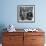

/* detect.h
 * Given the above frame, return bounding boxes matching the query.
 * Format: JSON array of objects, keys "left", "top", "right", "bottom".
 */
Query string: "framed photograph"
[{"left": 17, "top": 5, "right": 35, "bottom": 23}]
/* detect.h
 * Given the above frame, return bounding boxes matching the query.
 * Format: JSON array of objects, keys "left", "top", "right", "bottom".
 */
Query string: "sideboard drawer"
[
  {"left": 3, "top": 32, "right": 23, "bottom": 36},
  {"left": 24, "top": 32, "right": 45, "bottom": 36}
]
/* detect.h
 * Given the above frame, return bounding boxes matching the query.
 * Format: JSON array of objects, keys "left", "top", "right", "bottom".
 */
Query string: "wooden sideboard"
[{"left": 2, "top": 32, "right": 45, "bottom": 46}]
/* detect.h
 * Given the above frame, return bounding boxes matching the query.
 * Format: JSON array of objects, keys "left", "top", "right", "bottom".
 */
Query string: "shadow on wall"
[{"left": 0, "top": 24, "right": 7, "bottom": 43}]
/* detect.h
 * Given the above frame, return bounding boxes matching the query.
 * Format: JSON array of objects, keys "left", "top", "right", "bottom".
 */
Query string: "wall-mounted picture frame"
[{"left": 17, "top": 5, "right": 35, "bottom": 23}]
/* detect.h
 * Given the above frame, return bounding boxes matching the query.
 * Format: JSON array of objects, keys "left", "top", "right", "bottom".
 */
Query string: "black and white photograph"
[{"left": 17, "top": 5, "right": 35, "bottom": 23}]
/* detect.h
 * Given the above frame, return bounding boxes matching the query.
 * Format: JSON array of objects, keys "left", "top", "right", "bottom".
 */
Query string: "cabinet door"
[
  {"left": 3, "top": 33, "right": 23, "bottom": 46},
  {"left": 32, "top": 36, "right": 45, "bottom": 46},
  {"left": 3, "top": 36, "right": 23, "bottom": 46},
  {"left": 24, "top": 33, "right": 32, "bottom": 46},
  {"left": 14, "top": 36, "right": 23, "bottom": 46}
]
